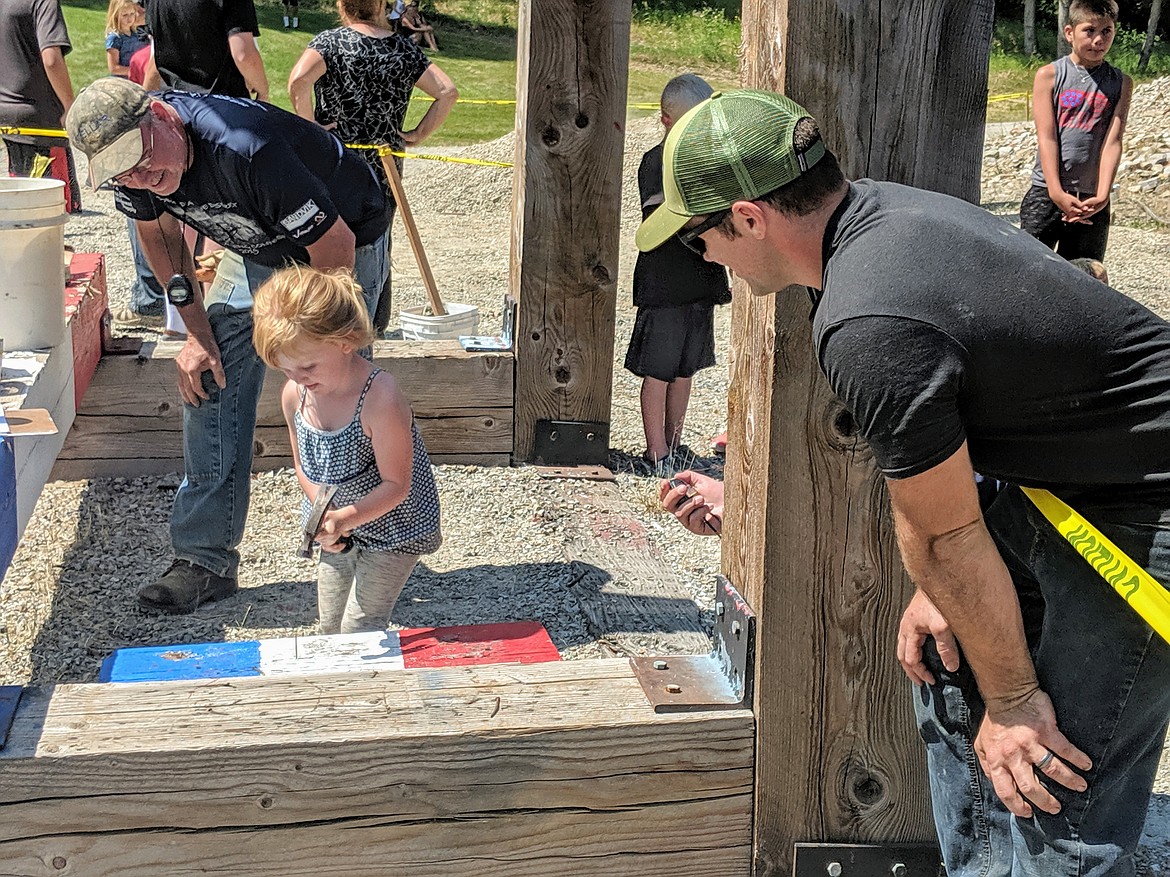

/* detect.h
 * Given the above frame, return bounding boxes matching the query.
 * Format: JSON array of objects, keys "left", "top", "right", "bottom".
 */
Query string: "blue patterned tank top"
[{"left": 295, "top": 368, "right": 442, "bottom": 554}]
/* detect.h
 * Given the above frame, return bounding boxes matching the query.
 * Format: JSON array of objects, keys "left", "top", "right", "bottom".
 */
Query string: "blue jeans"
[
  {"left": 170, "top": 235, "right": 390, "bottom": 577},
  {"left": 915, "top": 485, "right": 1170, "bottom": 876},
  {"left": 127, "top": 217, "right": 164, "bottom": 315}
]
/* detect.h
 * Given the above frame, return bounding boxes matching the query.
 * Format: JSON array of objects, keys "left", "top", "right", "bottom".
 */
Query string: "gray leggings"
[{"left": 316, "top": 547, "right": 420, "bottom": 635}]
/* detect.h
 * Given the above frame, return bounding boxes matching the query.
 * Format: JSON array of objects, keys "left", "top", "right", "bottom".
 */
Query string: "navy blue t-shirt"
[{"left": 114, "top": 92, "right": 389, "bottom": 267}]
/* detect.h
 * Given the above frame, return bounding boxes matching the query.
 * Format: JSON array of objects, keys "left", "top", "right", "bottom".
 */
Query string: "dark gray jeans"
[{"left": 915, "top": 484, "right": 1170, "bottom": 876}]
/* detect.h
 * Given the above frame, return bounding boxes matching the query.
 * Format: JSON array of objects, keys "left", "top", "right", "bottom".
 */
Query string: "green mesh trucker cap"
[
  {"left": 635, "top": 89, "right": 826, "bottom": 252},
  {"left": 65, "top": 78, "right": 153, "bottom": 188}
]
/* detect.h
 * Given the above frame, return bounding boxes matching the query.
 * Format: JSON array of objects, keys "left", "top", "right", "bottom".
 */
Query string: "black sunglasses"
[{"left": 677, "top": 209, "right": 731, "bottom": 255}]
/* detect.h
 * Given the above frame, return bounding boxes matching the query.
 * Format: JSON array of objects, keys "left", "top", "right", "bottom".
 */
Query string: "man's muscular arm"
[{"left": 887, "top": 442, "right": 1091, "bottom": 818}]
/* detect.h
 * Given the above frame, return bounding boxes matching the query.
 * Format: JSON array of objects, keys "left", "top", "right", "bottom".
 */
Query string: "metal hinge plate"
[
  {"left": 631, "top": 576, "right": 755, "bottom": 712},
  {"left": 793, "top": 843, "right": 943, "bottom": 877},
  {"left": 532, "top": 420, "right": 609, "bottom": 466}
]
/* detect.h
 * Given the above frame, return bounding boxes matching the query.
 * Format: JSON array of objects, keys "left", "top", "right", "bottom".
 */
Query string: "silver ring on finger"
[{"left": 1036, "top": 750, "right": 1055, "bottom": 771}]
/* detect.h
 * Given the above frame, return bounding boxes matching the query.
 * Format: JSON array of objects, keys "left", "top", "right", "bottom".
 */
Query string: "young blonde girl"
[
  {"left": 253, "top": 266, "right": 442, "bottom": 635},
  {"left": 105, "top": 0, "right": 149, "bottom": 78}
]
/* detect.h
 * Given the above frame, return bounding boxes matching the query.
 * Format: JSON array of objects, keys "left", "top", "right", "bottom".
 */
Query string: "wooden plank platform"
[
  {"left": 0, "top": 660, "right": 754, "bottom": 876},
  {"left": 53, "top": 340, "right": 515, "bottom": 478},
  {"left": 100, "top": 621, "right": 561, "bottom": 683}
]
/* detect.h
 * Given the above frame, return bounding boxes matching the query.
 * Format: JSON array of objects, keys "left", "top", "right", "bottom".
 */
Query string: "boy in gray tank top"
[{"left": 1019, "top": 0, "right": 1131, "bottom": 262}]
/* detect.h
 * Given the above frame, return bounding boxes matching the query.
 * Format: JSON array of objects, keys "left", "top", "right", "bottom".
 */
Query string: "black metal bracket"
[
  {"left": 631, "top": 575, "right": 755, "bottom": 713},
  {"left": 793, "top": 843, "right": 943, "bottom": 877},
  {"left": 0, "top": 685, "right": 22, "bottom": 750},
  {"left": 100, "top": 310, "right": 143, "bottom": 356},
  {"left": 532, "top": 420, "right": 609, "bottom": 466}
]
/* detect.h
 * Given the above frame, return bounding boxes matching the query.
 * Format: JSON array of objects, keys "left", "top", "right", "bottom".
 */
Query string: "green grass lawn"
[
  {"left": 57, "top": 2, "right": 1170, "bottom": 142},
  {"left": 59, "top": 0, "right": 739, "bottom": 147}
]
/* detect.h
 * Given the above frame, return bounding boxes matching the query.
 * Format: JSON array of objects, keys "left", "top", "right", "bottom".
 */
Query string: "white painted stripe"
[{"left": 258, "top": 630, "right": 405, "bottom": 676}]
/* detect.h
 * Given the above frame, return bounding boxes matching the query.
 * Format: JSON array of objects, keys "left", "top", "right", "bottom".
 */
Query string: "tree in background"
[
  {"left": 1024, "top": 0, "right": 1037, "bottom": 54},
  {"left": 1140, "top": 0, "right": 1164, "bottom": 70}
]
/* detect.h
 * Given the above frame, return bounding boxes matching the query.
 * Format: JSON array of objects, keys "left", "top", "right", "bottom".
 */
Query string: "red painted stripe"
[
  {"left": 399, "top": 622, "right": 561, "bottom": 668},
  {"left": 66, "top": 253, "right": 107, "bottom": 408}
]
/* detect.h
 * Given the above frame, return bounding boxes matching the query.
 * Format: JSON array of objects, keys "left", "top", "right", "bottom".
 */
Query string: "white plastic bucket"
[
  {"left": 0, "top": 178, "right": 68, "bottom": 350},
  {"left": 400, "top": 302, "right": 480, "bottom": 341}
]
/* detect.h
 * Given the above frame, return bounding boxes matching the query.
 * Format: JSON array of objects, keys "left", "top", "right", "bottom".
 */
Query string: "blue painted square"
[
  {"left": 0, "top": 437, "right": 16, "bottom": 584},
  {"left": 100, "top": 640, "right": 264, "bottom": 683}
]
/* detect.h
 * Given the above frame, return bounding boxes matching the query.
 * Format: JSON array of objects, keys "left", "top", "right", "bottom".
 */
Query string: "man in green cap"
[{"left": 649, "top": 88, "right": 1170, "bottom": 876}]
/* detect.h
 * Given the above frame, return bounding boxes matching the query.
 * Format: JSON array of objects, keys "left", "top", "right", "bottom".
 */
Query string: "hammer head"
[{"left": 298, "top": 483, "right": 339, "bottom": 559}]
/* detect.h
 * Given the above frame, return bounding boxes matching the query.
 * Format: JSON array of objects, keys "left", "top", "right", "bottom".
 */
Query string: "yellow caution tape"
[
  {"left": 347, "top": 143, "right": 512, "bottom": 168},
  {"left": 1022, "top": 486, "right": 1170, "bottom": 645},
  {"left": 988, "top": 91, "right": 1031, "bottom": 104},
  {"left": 0, "top": 125, "right": 68, "bottom": 138}
]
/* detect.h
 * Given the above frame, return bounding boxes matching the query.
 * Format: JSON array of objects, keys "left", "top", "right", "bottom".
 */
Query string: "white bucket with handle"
[
  {"left": 400, "top": 302, "right": 480, "bottom": 341},
  {"left": 0, "top": 178, "right": 68, "bottom": 350}
]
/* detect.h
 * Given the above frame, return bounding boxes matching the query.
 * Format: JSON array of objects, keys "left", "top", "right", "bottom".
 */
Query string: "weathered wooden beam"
[
  {"left": 509, "top": 0, "right": 629, "bottom": 462},
  {"left": 52, "top": 340, "right": 514, "bottom": 479},
  {"left": 729, "top": 2, "right": 996, "bottom": 873},
  {"left": 0, "top": 660, "right": 753, "bottom": 875}
]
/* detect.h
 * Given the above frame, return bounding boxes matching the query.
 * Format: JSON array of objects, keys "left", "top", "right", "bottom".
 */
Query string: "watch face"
[{"left": 166, "top": 274, "right": 194, "bottom": 307}]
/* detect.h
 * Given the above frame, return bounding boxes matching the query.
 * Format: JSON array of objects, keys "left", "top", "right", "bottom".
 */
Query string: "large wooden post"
[
  {"left": 727, "top": 2, "right": 996, "bottom": 873},
  {"left": 509, "top": 0, "right": 630, "bottom": 463}
]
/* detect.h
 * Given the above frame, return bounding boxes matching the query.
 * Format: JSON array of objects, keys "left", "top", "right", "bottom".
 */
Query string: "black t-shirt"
[
  {"left": 0, "top": 0, "right": 72, "bottom": 140},
  {"left": 632, "top": 142, "right": 729, "bottom": 308},
  {"left": 147, "top": 0, "right": 259, "bottom": 97},
  {"left": 114, "top": 92, "right": 389, "bottom": 267},
  {"left": 816, "top": 180, "right": 1170, "bottom": 501}
]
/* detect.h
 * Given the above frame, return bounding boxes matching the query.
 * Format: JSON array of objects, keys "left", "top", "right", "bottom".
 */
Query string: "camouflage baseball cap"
[
  {"left": 635, "top": 89, "right": 826, "bottom": 251},
  {"left": 65, "top": 78, "right": 153, "bottom": 188}
]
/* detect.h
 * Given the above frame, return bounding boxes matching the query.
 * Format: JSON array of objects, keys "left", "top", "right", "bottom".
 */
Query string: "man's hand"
[
  {"left": 975, "top": 688, "right": 1092, "bottom": 818},
  {"left": 175, "top": 335, "right": 226, "bottom": 406},
  {"left": 897, "top": 588, "right": 960, "bottom": 686},
  {"left": 659, "top": 471, "right": 723, "bottom": 536}
]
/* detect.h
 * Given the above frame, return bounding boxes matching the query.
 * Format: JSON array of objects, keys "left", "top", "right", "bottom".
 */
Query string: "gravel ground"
[{"left": 3, "top": 110, "right": 1170, "bottom": 868}]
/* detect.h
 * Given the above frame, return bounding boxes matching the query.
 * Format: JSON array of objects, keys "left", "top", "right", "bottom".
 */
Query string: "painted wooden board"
[
  {"left": 0, "top": 439, "right": 14, "bottom": 587},
  {"left": 0, "top": 341, "right": 75, "bottom": 538},
  {"left": 0, "top": 660, "right": 754, "bottom": 876},
  {"left": 101, "top": 621, "right": 561, "bottom": 683},
  {"left": 64, "top": 253, "right": 106, "bottom": 408}
]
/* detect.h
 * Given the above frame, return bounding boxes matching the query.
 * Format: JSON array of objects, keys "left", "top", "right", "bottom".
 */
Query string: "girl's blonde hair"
[
  {"left": 106, "top": 0, "right": 139, "bottom": 35},
  {"left": 252, "top": 265, "right": 376, "bottom": 367}
]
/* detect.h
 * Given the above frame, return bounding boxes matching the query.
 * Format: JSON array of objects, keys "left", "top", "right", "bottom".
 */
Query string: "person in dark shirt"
[
  {"left": 66, "top": 77, "right": 391, "bottom": 617},
  {"left": 0, "top": 0, "right": 80, "bottom": 212},
  {"left": 626, "top": 74, "right": 729, "bottom": 468},
  {"left": 144, "top": 0, "right": 268, "bottom": 100},
  {"left": 288, "top": 0, "right": 456, "bottom": 333},
  {"left": 643, "top": 89, "right": 1170, "bottom": 876}
]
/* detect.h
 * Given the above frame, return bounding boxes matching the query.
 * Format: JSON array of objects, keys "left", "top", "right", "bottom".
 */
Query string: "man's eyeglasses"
[
  {"left": 102, "top": 120, "right": 154, "bottom": 189},
  {"left": 676, "top": 209, "right": 731, "bottom": 256}
]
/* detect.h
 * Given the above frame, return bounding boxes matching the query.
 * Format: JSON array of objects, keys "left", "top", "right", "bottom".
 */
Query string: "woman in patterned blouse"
[{"left": 288, "top": 0, "right": 457, "bottom": 331}]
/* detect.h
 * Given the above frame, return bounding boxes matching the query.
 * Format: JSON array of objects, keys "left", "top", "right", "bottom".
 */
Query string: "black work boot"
[{"left": 138, "top": 560, "right": 238, "bottom": 615}]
